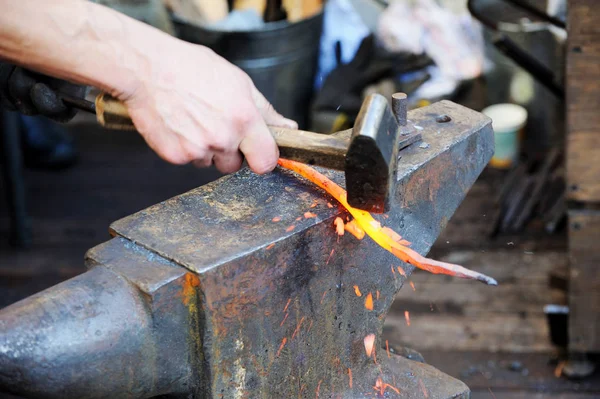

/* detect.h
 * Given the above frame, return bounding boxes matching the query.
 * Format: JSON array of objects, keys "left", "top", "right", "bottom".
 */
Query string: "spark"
[
  {"left": 304, "top": 212, "right": 317, "bottom": 219},
  {"left": 364, "top": 292, "right": 374, "bottom": 310},
  {"left": 364, "top": 334, "right": 375, "bottom": 357},
  {"left": 353, "top": 285, "right": 362, "bottom": 297},
  {"left": 292, "top": 317, "right": 306, "bottom": 339},
  {"left": 276, "top": 337, "right": 287, "bottom": 357},
  {"left": 404, "top": 311, "right": 411, "bottom": 326},
  {"left": 326, "top": 248, "right": 335, "bottom": 265},
  {"left": 385, "top": 340, "right": 390, "bottom": 358},
  {"left": 397, "top": 267, "right": 407, "bottom": 277},
  {"left": 391, "top": 265, "right": 396, "bottom": 275},
  {"left": 278, "top": 159, "right": 498, "bottom": 285},
  {"left": 555, "top": 360, "right": 566, "bottom": 378},
  {"left": 272, "top": 216, "right": 281, "bottom": 222},
  {"left": 320, "top": 290, "right": 328, "bottom": 304},
  {"left": 374, "top": 377, "right": 400, "bottom": 395},
  {"left": 419, "top": 378, "right": 429, "bottom": 398},
  {"left": 296, "top": 216, "right": 302, "bottom": 221},
  {"left": 334, "top": 217, "right": 345, "bottom": 236},
  {"left": 307, "top": 320, "right": 314, "bottom": 332},
  {"left": 286, "top": 225, "right": 295, "bottom": 232},
  {"left": 409, "top": 281, "right": 416, "bottom": 291},
  {"left": 316, "top": 379, "right": 322, "bottom": 397},
  {"left": 488, "top": 387, "right": 497, "bottom": 399},
  {"left": 348, "top": 368, "right": 353, "bottom": 388},
  {"left": 376, "top": 290, "right": 380, "bottom": 300},
  {"left": 280, "top": 312, "right": 289, "bottom": 327},
  {"left": 266, "top": 243, "right": 275, "bottom": 250},
  {"left": 310, "top": 201, "right": 318, "bottom": 208},
  {"left": 327, "top": 202, "right": 333, "bottom": 208},
  {"left": 283, "top": 298, "right": 292, "bottom": 312}
]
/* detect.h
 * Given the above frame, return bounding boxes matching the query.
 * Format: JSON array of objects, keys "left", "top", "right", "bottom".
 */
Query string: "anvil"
[{"left": 0, "top": 100, "right": 493, "bottom": 398}]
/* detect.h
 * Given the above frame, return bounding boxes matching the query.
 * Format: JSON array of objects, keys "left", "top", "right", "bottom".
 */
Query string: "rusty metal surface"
[{"left": 0, "top": 100, "right": 493, "bottom": 398}]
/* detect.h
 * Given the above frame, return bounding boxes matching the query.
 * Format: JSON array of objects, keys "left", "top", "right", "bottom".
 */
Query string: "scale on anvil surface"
[{"left": 0, "top": 98, "right": 494, "bottom": 398}]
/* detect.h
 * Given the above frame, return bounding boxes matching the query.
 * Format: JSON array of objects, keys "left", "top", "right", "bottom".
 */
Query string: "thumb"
[{"left": 251, "top": 85, "right": 298, "bottom": 129}]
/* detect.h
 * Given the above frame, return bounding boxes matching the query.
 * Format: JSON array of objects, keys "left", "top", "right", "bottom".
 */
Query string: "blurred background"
[{"left": 1, "top": 0, "right": 598, "bottom": 398}]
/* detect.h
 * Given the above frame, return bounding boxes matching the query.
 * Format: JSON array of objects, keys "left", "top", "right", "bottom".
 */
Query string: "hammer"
[{"left": 62, "top": 92, "right": 419, "bottom": 213}]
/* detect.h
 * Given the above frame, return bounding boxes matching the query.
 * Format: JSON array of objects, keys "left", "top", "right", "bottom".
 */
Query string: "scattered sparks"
[
  {"left": 327, "top": 202, "right": 334, "bottom": 208},
  {"left": 391, "top": 265, "right": 396, "bottom": 275},
  {"left": 374, "top": 377, "right": 400, "bottom": 395},
  {"left": 266, "top": 243, "right": 275, "bottom": 250},
  {"left": 326, "top": 248, "right": 335, "bottom": 265},
  {"left": 276, "top": 337, "right": 287, "bottom": 357},
  {"left": 272, "top": 216, "right": 281, "bottom": 222},
  {"left": 353, "top": 285, "right": 362, "bottom": 297},
  {"left": 404, "top": 311, "right": 411, "bottom": 326},
  {"left": 344, "top": 220, "right": 365, "bottom": 239},
  {"left": 409, "top": 281, "right": 416, "bottom": 291},
  {"left": 304, "top": 212, "right": 317, "bottom": 219},
  {"left": 316, "top": 379, "right": 322, "bottom": 398},
  {"left": 310, "top": 201, "right": 318, "bottom": 208},
  {"left": 363, "top": 334, "right": 375, "bottom": 357},
  {"left": 397, "top": 267, "right": 407, "bottom": 277},
  {"left": 348, "top": 368, "right": 353, "bottom": 388},
  {"left": 277, "top": 159, "right": 498, "bottom": 285},
  {"left": 385, "top": 340, "right": 390, "bottom": 358},
  {"left": 555, "top": 360, "right": 566, "bottom": 378},
  {"left": 296, "top": 216, "right": 302, "bottom": 221},
  {"left": 292, "top": 316, "right": 305, "bottom": 339},
  {"left": 280, "top": 312, "right": 289, "bottom": 327},
  {"left": 283, "top": 298, "right": 292, "bottom": 312},
  {"left": 286, "top": 225, "right": 295, "bottom": 232},
  {"left": 364, "top": 293, "right": 374, "bottom": 311},
  {"left": 418, "top": 378, "right": 429, "bottom": 398},
  {"left": 334, "top": 217, "right": 345, "bottom": 236}
]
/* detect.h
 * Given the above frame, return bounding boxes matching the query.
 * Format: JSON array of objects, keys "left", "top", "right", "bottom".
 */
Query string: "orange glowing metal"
[
  {"left": 374, "top": 377, "right": 400, "bottom": 395},
  {"left": 385, "top": 340, "right": 390, "bottom": 358},
  {"left": 363, "top": 333, "right": 375, "bottom": 357},
  {"left": 276, "top": 337, "right": 287, "bottom": 357},
  {"left": 353, "top": 285, "right": 362, "bottom": 297},
  {"left": 364, "top": 293, "right": 374, "bottom": 311},
  {"left": 272, "top": 216, "right": 281, "bottom": 222},
  {"left": 277, "top": 159, "right": 497, "bottom": 285},
  {"left": 404, "top": 311, "right": 411, "bottom": 326},
  {"left": 348, "top": 368, "right": 353, "bottom": 388},
  {"left": 304, "top": 211, "right": 317, "bottom": 219},
  {"left": 334, "top": 217, "right": 345, "bottom": 236},
  {"left": 344, "top": 220, "right": 365, "bottom": 239}
]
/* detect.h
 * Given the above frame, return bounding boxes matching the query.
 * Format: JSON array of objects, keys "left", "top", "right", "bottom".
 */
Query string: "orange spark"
[
  {"left": 292, "top": 316, "right": 305, "bottom": 339},
  {"left": 266, "top": 243, "right": 275, "bottom": 250},
  {"left": 327, "top": 202, "right": 334, "bottom": 208},
  {"left": 397, "top": 267, "right": 407, "bottom": 277},
  {"left": 391, "top": 265, "right": 396, "bottom": 275},
  {"left": 364, "top": 334, "right": 375, "bottom": 357},
  {"left": 419, "top": 379, "right": 429, "bottom": 398},
  {"left": 316, "top": 379, "right": 322, "bottom": 398},
  {"left": 353, "top": 285, "right": 362, "bottom": 297},
  {"left": 376, "top": 290, "right": 380, "bottom": 300},
  {"left": 272, "top": 216, "right": 281, "bottom": 222},
  {"left": 326, "top": 248, "right": 335, "bottom": 264},
  {"left": 307, "top": 320, "right": 314, "bottom": 332},
  {"left": 280, "top": 312, "right": 289, "bottom": 327},
  {"left": 344, "top": 220, "right": 365, "bottom": 239},
  {"left": 310, "top": 201, "right": 318, "bottom": 208},
  {"left": 385, "top": 340, "right": 390, "bottom": 358},
  {"left": 334, "top": 217, "right": 345, "bottom": 236},
  {"left": 320, "top": 290, "right": 328, "bottom": 304},
  {"left": 374, "top": 377, "right": 400, "bottom": 395},
  {"left": 277, "top": 159, "right": 497, "bottom": 285},
  {"left": 409, "top": 281, "right": 416, "bottom": 291},
  {"left": 348, "top": 368, "right": 353, "bottom": 388},
  {"left": 304, "top": 212, "right": 317, "bottom": 219},
  {"left": 555, "top": 360, "right": 566, "bottom": 378},
  {"left": 296, "top": 216, "right": 302, "bottom": 221},
  {"left": 364, "top": 292, "right": 374, "bottom": 311},
  {"left": 404, "top": 311, "right": 411, "bottom": 326},
  {"left": 276, "top": 337, "right": 287, "bottom": 357},
  {"left": 283, "top": 298, "right": 292, "bottom": 312},
  {"left": 286, "top": 225, "right": 295, "bottom": 232}
]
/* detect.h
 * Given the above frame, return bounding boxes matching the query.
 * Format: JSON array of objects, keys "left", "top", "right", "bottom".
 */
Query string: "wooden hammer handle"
[{"left": 94, "top": 93, "right": 348, "bottom": 170}]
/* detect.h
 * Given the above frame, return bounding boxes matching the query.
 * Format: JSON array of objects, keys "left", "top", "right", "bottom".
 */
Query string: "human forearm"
[{"left": 0, "top": 0, "right": 170, "bottom": 99}]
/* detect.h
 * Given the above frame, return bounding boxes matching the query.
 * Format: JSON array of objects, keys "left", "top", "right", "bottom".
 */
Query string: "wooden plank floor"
[{"left": 1, "top": 121, "right": 597, "bottom": 398}]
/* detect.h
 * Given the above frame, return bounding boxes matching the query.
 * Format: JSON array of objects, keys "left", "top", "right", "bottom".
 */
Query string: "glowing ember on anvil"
[{"left": 278, "top": 159, "right": 498, "bottom": 285}]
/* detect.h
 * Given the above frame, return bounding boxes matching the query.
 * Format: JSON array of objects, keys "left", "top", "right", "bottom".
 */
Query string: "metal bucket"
[{"left": 172, "top": 13, "right": 324, "bottom": 128}]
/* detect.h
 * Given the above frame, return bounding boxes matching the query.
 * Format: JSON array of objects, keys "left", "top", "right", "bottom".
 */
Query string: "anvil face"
[{"left": 0, "top": 101, "right": 493, "bottom": 399}]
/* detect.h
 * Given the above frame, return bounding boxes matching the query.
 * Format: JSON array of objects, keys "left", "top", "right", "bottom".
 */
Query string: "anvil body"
[{"left": 0, "top": 101, "right": 493, "bottom": 398}]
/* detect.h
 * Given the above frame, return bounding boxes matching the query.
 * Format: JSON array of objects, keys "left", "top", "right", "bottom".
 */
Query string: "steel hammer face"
[{"left": 345, "top": 94, "right": 402, "bottom": 213}]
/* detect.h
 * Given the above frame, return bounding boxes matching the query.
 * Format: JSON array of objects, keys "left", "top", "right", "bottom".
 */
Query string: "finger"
[
  {"left": 193, "top": 154, "right": 214, "bottom": 169},
  {"left": 213, "top": 151, "right": 244, "bottom": 174},
  {"left": 251, "top": 85, "right": 298, "bottom": 129},
  {"left": 239, "top": 114, "right": 279, "bottom": 175}
]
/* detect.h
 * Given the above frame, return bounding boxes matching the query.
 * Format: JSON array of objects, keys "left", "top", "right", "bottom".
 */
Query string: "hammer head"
[{"left": 345, "top": 93, "right": 401, "bottom": 213}]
